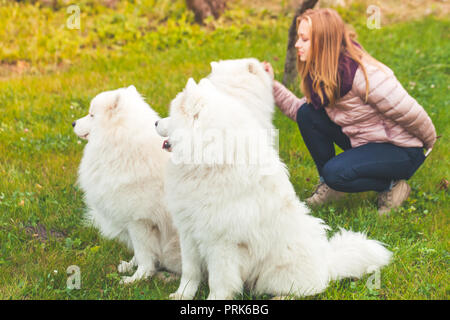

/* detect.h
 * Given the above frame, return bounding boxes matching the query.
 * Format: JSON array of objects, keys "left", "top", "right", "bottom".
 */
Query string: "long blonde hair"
[{"left": 297, "top": 8, "right": 375, "bottom": 106}]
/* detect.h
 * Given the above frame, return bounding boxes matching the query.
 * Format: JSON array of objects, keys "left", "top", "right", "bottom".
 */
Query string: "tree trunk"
[
  {"left": 186, "top": 0, "right": 227, "bottom": 24},
  {"left": 282, "top": 0, "right": 319, "bottom": 86}
]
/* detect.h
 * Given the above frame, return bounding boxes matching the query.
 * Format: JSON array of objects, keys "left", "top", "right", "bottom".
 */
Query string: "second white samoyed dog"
[
  {"left": 207, "top": 58, "right": 275, "bottom": 131},
  {"left": 156, "top": 59, "right": 392, "bottom": 300},
  {"left": 73, "top": 86, "right": 181, "bottom": 284}
]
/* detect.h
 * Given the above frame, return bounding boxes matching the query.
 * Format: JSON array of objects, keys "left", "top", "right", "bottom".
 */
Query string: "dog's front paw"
[
  {"left": 118, "top": 260, "right": 134, "bottom": 273},
  {"left": 169, "top": 292, "right": 191, "bottom": 300},
  {"left": 120, "top": 276, "right": 136, "bottom": 285},
  {"left": 207, "top": 291, "right": 233, "bottom": 300},
  {"left": 119, "top": 266, "right": 155, "bottom": 285},
  {"left": 271, "top": 295, "right": 295, "bottom": 300}
]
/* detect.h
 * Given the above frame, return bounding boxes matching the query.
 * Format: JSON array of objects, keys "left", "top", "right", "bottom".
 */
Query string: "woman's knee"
[{"left": 322, "top": 160, "right": 346, "bottom": 190}]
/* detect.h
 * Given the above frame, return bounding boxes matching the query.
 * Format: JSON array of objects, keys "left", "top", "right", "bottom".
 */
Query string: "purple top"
[{"left": 306, "top": 41, "right": 361, "bottom": 109}]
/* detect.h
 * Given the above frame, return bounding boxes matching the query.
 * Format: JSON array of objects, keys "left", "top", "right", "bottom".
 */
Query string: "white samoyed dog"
[
  {"left": 207, "top": 58, "right": 275, "bottom": 131},
  {"left": 156, "top": 59, "right": 392, "bottom": 300},
  {"left": 73, "top": 85, "right": 181, "bottom": 284}
]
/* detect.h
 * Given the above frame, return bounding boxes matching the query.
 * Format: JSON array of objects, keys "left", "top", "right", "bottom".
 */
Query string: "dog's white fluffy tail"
[{"left": 327, "top": 228, "right": 392, "bottom": 281}]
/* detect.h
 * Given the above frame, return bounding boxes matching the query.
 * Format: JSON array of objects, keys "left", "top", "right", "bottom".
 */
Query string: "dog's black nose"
[
  {"left": 72, "top": 121, "right": 76, "bottom": 128},
  {"left": 155, "top": 120, "right": 158, "bottom": 127}
]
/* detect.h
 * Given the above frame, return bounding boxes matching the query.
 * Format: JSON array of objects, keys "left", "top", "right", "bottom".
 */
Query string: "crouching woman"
[{"left": 263, "top": 8, "right": 437, "bottom": 215}]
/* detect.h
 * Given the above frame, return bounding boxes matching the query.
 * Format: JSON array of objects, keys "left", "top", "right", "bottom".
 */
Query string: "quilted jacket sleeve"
[
  {"left": 354, "top": 63, "right": 437, "bottom": 150},
  {"left": 273, "top": 80, "right": 307, "bottom": 121}
]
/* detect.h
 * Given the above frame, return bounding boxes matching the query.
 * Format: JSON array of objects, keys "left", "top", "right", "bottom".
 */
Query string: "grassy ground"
[{"left": 0, "top": 0, "right": 448, "bottom": 299}]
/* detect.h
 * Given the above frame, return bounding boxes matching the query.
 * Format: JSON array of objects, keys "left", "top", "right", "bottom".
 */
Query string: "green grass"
[{"left": 0, "top": 1, "right": 448, "bottom": 300}]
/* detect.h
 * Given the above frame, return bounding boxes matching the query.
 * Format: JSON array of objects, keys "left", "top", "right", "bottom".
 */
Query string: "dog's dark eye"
[{"left": 90, "top": 114, "right": 94, "bottom": 118}]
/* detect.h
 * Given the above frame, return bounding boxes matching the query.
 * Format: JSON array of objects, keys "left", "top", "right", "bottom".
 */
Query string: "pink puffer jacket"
[{"left": 273, "top": 60, "right": 437, "bottom": 150}]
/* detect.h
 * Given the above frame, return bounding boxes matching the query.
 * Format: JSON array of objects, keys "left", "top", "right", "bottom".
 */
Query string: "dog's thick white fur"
[
  {"left": 74, "top": 86, "right": 181, "bottom": 284},
  {"left": 156, "top": 59, "right": 392, "bottom": 300},
  {"left": 207, "top": 59, "right": 275, "bottom": 131}
]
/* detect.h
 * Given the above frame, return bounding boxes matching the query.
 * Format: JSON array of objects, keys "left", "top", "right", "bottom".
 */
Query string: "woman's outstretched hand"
[{"left": 262, "top": 61, "right": 274, "bottom": 80}]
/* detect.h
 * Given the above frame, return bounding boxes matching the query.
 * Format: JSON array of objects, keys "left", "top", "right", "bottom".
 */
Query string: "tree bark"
[
  {"left": 186, "top": 0, "right": 227, "bottom": 24},
  {"left": 282, "top": 0, "right": 319, "bottom": 86}
]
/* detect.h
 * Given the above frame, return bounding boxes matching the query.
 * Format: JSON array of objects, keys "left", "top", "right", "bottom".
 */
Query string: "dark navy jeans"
[{"left": 296, "top": 103, "right": 426, "bottom": 193}]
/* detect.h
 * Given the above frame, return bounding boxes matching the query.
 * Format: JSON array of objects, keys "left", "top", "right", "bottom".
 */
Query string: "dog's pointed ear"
[
  {"left": 183, "top": 78, "right": 205, "bottom": 120},
  {"left": 108, "top": 93, "right": 121, "bottom": 112},
  {"left": 186, "top": 77, "right": 197, "bottom": 91},
  {"left": 210, "top": 61, "right": 219, "bottom": 72},
  {"left": 248, "top": 60, "right": 258, "bottom": 75},
  {"left": 127, "top": 85, "right": 137, "bottom": 92}
]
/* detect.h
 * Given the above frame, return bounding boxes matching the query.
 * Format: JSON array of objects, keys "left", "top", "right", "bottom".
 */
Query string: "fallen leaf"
[{"left": 438, "top": 178, "right": 448, "bottom": 191}]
